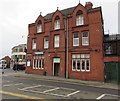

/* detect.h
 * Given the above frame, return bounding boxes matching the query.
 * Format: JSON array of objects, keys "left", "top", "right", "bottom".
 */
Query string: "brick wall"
[{"left": 26, "top": 2, "right": 104, "bottom": 81}]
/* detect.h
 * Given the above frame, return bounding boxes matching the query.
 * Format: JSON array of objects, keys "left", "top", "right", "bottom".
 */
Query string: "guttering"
[{"left": 65, "top": 16, "right": 69, "bottom": 78}]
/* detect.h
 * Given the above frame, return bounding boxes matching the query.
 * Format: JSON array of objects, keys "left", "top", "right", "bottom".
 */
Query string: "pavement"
[
  {"left": 2, "top": 69, "right": 119, "bottom": 90},
  {"left": 1, "top": 69, "right": 120, "bottom": 100}
]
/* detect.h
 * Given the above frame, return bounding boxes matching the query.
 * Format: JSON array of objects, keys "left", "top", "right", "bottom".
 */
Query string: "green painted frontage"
[{"left": 105, "top": 62, "right": 120, "bottom": 83}]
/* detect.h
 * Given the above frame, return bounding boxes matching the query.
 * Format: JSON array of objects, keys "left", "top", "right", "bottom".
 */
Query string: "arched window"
[
  {"left": 54, "top": 16, "right": 60, "bottom": 30},
  {"left": 76, "top": 10, "right": 84, "bottom": 26},
  {"left": 37, "top": 21, "right": 42, "bottom": 33}
]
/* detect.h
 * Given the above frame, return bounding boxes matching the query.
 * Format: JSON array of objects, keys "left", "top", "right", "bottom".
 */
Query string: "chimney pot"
[{"left": 85, "top": 2, "right": 93, "bottom": 9}]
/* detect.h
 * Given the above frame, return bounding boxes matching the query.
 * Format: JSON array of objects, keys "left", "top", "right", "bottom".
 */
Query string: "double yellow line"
[{"left": 0, "top": 91, "right": 43, "bottom": 100}]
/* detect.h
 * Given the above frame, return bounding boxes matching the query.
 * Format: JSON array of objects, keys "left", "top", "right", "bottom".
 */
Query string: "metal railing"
[{"left": 104, "top": 34, "right": 120, "bottom": 41}]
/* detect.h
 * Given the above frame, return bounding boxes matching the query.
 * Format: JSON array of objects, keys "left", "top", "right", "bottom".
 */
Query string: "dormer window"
[
  {"left": 54, "top": 16, "right": 60, "bottom": 30},
  {"left": 76, "top": 10, "right": 84, "bottom": 26},
  {"left": 37, "top": 21, "right": 42, "bottom": 33}
]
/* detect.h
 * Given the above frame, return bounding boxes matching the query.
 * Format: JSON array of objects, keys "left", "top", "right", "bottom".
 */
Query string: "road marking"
[
  {"left": 43, "top": 87, "right": 59, "bottom": 93},
  {"left": 19, "top": 88, "right": 67, "bottom": 97},
  {"left": 96, "top": 94, "right": 120, "bottom": 99},
  {"left": 2, "top": 72, "right": 24, "bottom": 77},
  {"left": 96, "top": 94, "right": 106, "bottom": 99},
  {"left": 13, "top": 76, "right": 120, "bottom": 90},
  {"left": 2, "top": 80, "right": 11, "bottom": 83},
  {"left": 19, "top": 84, "right": 80, "bottom": 98},
  {"left": 2, "top": 80, "right": 12, "bottom": 83},
  {"left": 0, "top": 90, "right": 43, "bottom": 99},
  {"left": 60, "top": 87, "right": 75, "bottom": 90},
  {"left": 3, "top": 83, "right": 23, "bottom": 87},
  {"left": 106, "top": 94, "right": 120, "bottom": 97},
  {"left": 37, "top": 78, "right": 119, "bottom": 90},
  {"left": 19, "top": 85, "right": 42, "bottom": 90},
  {"left": 66, "top": 90, "right": 80, "bottom": 97}
]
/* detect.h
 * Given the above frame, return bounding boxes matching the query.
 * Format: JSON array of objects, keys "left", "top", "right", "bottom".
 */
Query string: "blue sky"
[{"left": 0, "top": 0, "right": 119, "bottom": 58}]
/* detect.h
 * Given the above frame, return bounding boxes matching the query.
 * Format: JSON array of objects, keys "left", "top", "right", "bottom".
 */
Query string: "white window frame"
[
  {"left": 72, "top": 54, "right": 81, "bottom": 71},
  {"left": 33, "top": 59, "right": 35, "bottom": 69},
  {"left": 32, "top": 39, "right": 36, "bottom": 49},
  {"left": 54, "top": 35, "right": 60, "bottom": 48},
  {"left": 82, "top": 31, "right": 89, "bottom": 46},
  {"left": 76, "top": 15, "right": 84, "bottom": 26},
  {"left": 37, "top": 23, "right": 42, "bottom": 33},
  {"left": 72, "top": 59, "right": 77, "bottom": 71},
  {"left": 73, "top": 33, "right": 79, "bottom": 46},
  {"left": 36, "top": 59, "right": 39, "bottom": 69},
  {"left": 81, "top": 59, "right": 85, "bottom": 71},
  {"left": 41, "top": 59, "right": 44, "bottom": 69},
  {"left": 86, "top": 59, "right": 90, "bottom": 72},
  {"left": 54, "top": 19, "right": 60, "bottom": 30},
  {"left": 33, "top": 59, "right": 37, "bottom": 69},
  {"left": 72, "top": 54, "right": 90, "bottom": 72},
  {"left": 39, "top": 59, "right": 41, "bottom": 69},
  {"left": 33, "top": 55, "right": 44, "bottom": 69},
  {"left": 44, "top": 37, "right": 49, "bottom": 49},
  {"left": 76, "top": 59, "right": 80, "bottom": 71},
  {"left": 72, "top": 59, "right": 81, "bottom": 71}
]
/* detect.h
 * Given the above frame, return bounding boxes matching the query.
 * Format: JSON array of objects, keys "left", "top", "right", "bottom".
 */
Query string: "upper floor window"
[
  {"left": 20, "top": 48, "right": 23, "bottom": 52},
  {"left": 15, "top": 48, "right": 18, "bottom": 52},
  {"left": 37, "top": 21, "right": 42, "bottom": 33},
  {"left": 15, "top": 48, "right": 19, "bottom": 52},
  {"left": 54, "top": 35, "right": 60, "bottom": 48},
  {"left": 76, "top": 10, "right": 84, "bottom": 26},
  {"left": 73, "top": 33, "right": 79, "bottom": 46},
  {"left": 32, "top": 39, "right": 36, "bottom": 49},
  {"left": 82, "top": 31, "right": 89, "bottom": 46},
  {"left": 105, "top": 45, "right": 112, "bottom": 54},
  {"left": 54, "top": 16, "right": 60, "bottom": 30},
  {"left": 44, "top": 37, "right": 49, "bottom": 49}
]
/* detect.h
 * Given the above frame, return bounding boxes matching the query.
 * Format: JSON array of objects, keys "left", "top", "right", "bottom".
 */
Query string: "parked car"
[
  {"left": 0, "top": 60, "right": 7, "bottom": 69},
  {"left": 13, "top": 64, "right": 25, "bottom": 71}
]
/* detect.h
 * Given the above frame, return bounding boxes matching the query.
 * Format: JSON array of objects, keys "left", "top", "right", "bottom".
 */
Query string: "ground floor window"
[
  {"left": 33, "top": 55, "right": 44, "bottom": 69},
  {"left": 72, "top": 54, "right": 90, "bottom": 71}
]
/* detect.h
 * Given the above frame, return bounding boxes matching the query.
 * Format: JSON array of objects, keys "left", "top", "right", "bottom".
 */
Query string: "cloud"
[{"left": 0, "top": 0, "right": 119, "bottom": 58}]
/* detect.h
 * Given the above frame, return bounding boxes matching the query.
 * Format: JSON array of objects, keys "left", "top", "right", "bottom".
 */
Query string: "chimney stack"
[{"left": 85, "top": 2, "right": 93, "bottom": 9}]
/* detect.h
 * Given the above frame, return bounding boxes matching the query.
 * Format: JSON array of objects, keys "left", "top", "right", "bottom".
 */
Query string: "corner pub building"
[{"left": 26, "top": 2, "right": 104, "bottom": 81}]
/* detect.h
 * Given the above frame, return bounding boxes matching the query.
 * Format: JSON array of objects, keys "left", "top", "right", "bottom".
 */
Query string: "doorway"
[
  {"left": 53, "top": 58, "right": 60, "bottom": 76},
  {"left": 54, "top": 63, "right": 60, "bottom": 76}
]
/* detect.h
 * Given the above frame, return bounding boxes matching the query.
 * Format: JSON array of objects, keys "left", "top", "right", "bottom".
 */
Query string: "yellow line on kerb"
[
  {"left": 0, "top": 91, "right": 43, "bottom": 100},
  {"left": 37, "top": 78, "right": 120, "bottom": 90},
  {"left": 14, "top": 76, "right": 120, "bottom": 90}
]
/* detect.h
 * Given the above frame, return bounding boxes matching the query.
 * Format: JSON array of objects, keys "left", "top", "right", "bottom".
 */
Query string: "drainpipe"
[{"left": 65, "top": 16, "right": 69, "bottom": 78}]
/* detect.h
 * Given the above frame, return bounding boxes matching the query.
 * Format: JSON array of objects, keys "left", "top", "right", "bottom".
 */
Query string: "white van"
[{"left": 0, "top": 60, "right": 7, "bottom": 69}]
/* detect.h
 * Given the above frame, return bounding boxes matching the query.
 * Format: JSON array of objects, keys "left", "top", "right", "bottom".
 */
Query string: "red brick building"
[
  {"left": 26, "top": 2, "right": 104, "bottom": 81},
  {"left": 1, "top": 56, "right": 11, "bottom": 68}
]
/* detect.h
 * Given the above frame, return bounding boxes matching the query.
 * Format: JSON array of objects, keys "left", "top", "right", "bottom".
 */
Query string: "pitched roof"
[{"left": 44, "top": 6, "right": 76, "bottom": 20}]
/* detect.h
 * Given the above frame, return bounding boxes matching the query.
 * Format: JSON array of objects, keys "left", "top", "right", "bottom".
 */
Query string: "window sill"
[
  {"left": 36, "top": 32, "right": 44, "bottom": 34},
  {"left": 50, "top": 28, "right": 64, "bottom": 32},
  {"left": 44, "top": 48, "right": 49, "bottom": 50},
  {"left": 54, "top": 47, "right": 60, "bottom": 49},
  {"left": 72, "top": 70, "right": 90, "bottom": 72},
  {"left": 82, "top": 45, "right": 89, "bottom": 47},
  {"left": 72, "top": 24, "right": 89, "bottom": 28},
  {"left": 73, "top": 45, "right": 79, "bottom": 47}
]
